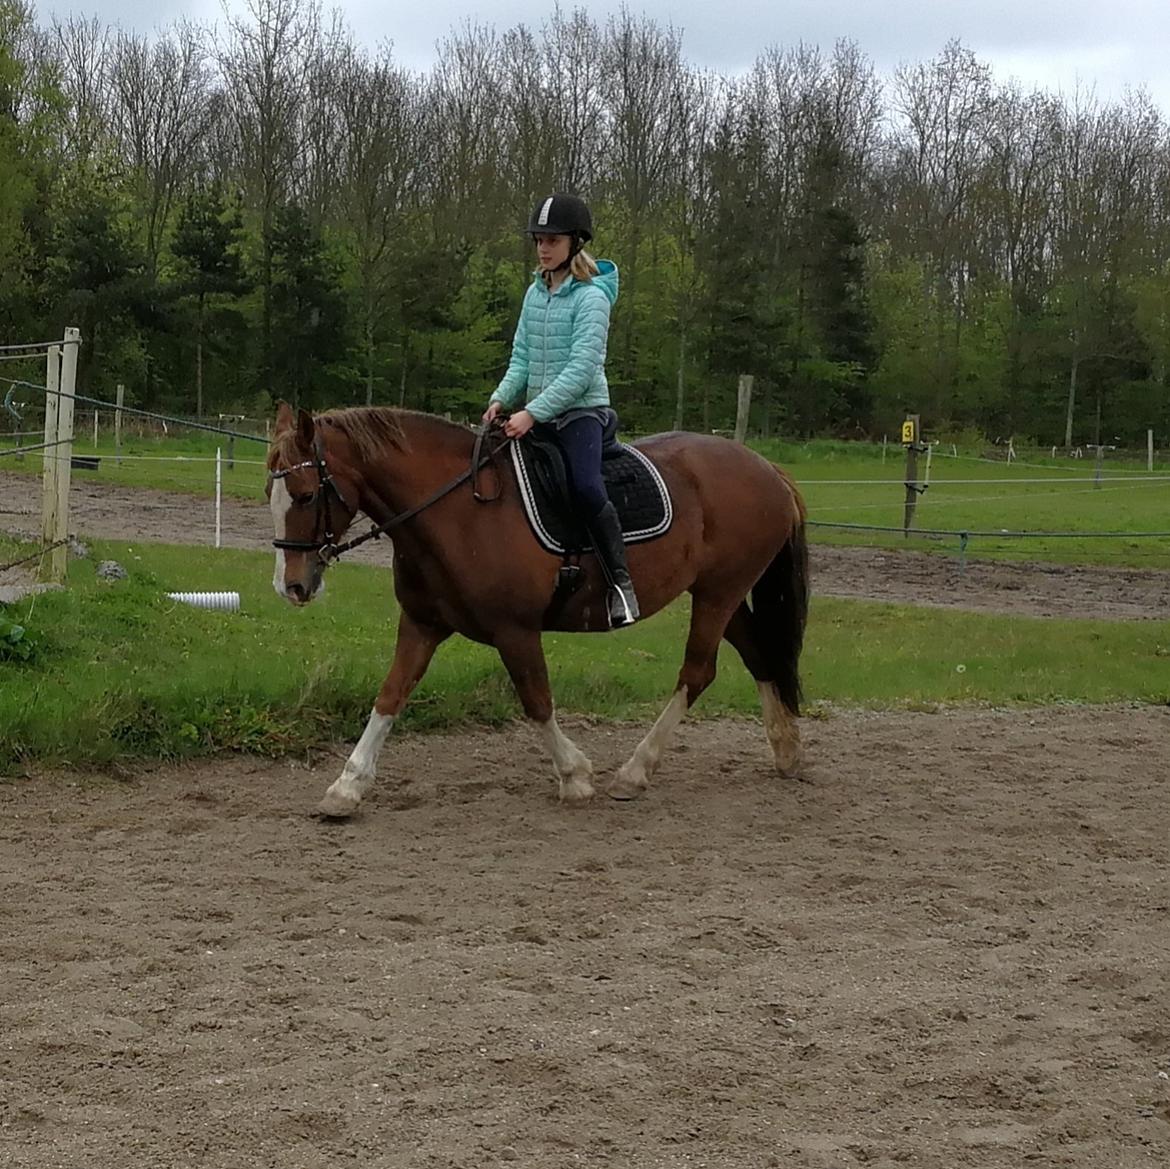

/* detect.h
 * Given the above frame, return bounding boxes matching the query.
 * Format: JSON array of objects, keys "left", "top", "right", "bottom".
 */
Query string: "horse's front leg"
[
  {"left": 494, "top": 628, "right": 595, "bottom": 804},
  {"left": 318, "top": 612, "right": 450, "bottom": 818}
]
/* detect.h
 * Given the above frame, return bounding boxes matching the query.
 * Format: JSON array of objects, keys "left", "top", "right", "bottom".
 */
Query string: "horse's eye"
[{"left": 292, "top": 492, "right": 315, "bottom": 506}]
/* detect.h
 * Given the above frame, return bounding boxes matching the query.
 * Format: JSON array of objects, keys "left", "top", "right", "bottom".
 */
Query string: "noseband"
[{"left": 269, "top": 437, "right": 352, "bottom": 564}]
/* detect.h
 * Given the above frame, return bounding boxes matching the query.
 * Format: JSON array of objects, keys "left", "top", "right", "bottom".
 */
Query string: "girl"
[{"left": 483, "top": 193, "right": 639, "bottom": 627}]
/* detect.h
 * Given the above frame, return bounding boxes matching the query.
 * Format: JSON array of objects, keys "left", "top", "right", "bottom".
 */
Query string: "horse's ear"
[
  {"left": 296, "top": 408, "right": 316, "bottom": 450},
  {"left": 274, "top": 400, "right": 294, "bottom": 438}
]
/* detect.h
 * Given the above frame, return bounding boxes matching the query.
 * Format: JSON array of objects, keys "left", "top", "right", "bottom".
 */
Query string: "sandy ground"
[
  {"left": 2, "top": 474, "right": 1169, "bottom": 1167},
  {"left": 2, "top": 707, "right": 1168, "bottom": 1168},
  {"left": 2, "top": 472, "right": 1168, "bottom": 619}
]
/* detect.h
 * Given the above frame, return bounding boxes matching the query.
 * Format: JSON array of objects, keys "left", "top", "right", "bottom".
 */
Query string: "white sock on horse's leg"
[
  {"left": 609, "top": 687, "right": 688, "bottom": 800},
  {"left": 319, "top": 708, "right": 395, "bottom": 816},
  {"left": 537, "top": 714, "right": 595, "bottom": 804},
  {"left": 758, "top": 681, "right": 802, "bottom": 777}
]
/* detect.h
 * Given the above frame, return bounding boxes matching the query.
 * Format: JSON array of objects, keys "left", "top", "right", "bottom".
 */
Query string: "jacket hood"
[{"left": 592, "top": 260, "right": 619, "bottom": 305}]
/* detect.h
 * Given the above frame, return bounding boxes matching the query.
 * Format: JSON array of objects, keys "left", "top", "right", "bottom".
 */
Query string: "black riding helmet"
[{"left": 526, "top": 193, "right": 593, "bottom": 243}]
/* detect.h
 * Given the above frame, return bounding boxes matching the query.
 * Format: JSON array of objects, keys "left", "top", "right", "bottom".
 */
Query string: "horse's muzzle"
[{"left": 285, "top": 581, "right": 312, "bottom": 606}]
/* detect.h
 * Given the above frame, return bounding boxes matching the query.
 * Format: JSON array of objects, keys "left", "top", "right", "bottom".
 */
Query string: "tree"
[
  {"left": 0, "top": 1, "right": 38, "bottom": 334},
  {"left": 51, "top": 13, "right": 109, "bottom": 166},
  {"left": 332, "top": 44, "right": 422, "bottom": 404},
  {"left": 217, "top": 0, "right": 319, "bottom": 394},
  {"left": 44, "top": 173, "right": 148, "bottom": 399},
  {"left": 268, "top": 201, "right": 347, "bottom": 409},
  {"left": 887, "top": 41, "right": 993, "bottom": 423},
  {"left": 601, "top": 11, "right": 688, "bottom": 385},
  {"left": 171, "top": 183, "right": 248, "bottom": 416},
  {"left": 108, "top": 24, "right": 212, "bottom": 275}
]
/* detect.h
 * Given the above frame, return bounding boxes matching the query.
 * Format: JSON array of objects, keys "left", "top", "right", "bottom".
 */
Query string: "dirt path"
[
  {"left": 3, "top": 472, "right": 1168, "bottom": 619},
  {"left": 2, "top": 706, "right": 1168, "bottom": 1168}
]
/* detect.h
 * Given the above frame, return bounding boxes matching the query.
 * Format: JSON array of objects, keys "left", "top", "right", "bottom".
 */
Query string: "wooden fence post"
[
  {"left": 49, "top": 328, "right": 79, "bottom": 581},
  {"left": 902, "top": 414, "right": 921, "bottom": 538},
  {"left": 733, "top": 374, "right": 754, "bottom": 444},
  {"left": 39, "top": 344, "right": 61, "bottom": 581},
  {"left": 115, "top": 384, "right": 124, "bottom": 465}
]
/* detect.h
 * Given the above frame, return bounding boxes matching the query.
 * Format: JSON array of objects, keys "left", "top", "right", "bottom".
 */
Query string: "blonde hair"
[{"left": 571, "top": 249, "right": 600, "bottom": 281}]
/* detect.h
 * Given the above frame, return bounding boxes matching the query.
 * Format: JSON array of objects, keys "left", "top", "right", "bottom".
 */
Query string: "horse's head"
[{"left": 266, "top": 402, "right": 359, "bottom": 606}]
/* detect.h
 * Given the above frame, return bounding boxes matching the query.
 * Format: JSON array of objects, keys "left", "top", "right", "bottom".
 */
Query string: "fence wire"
[{"left": 0, "top": 376, "right": 270, "bottom": 444}]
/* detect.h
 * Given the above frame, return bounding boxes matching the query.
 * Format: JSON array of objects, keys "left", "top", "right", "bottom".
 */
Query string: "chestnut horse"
[{"left": 266, "top": 402, "right": 808, "bottom": 817}]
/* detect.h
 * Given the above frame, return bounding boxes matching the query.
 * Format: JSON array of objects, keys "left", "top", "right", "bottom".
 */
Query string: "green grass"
[
  {"left": 6, "top": 428, "right": 1167, "bottom": 567},
  {"left": 754, "top": 437, "right": 1170, "bottom": 568},
  {"left": 1, "top": 426, "right": 271, "bottom": 499},
  {"left": 1, "top": 537, "right": 1166, "bottom": 770}
]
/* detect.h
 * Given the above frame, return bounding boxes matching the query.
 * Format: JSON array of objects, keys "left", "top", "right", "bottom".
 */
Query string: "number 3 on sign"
[{"left": 901, "top": 419, "right": 917, "bottom": 444}]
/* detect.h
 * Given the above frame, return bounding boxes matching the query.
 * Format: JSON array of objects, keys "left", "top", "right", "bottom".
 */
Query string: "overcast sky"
[{"left": 48, "top": 0, "right": 1170, "bottom": 112}]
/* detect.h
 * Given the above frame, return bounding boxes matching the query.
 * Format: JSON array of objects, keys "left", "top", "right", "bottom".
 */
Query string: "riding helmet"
[{"left": 526, "top": 193, "right": 593, "bottom": 242}]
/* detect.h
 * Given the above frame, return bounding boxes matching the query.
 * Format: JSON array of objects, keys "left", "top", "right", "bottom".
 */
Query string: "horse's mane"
[
  {"left": 275, "top": 406, "right": 472, "bottom": 466},
  {"left": 317, "top": 407, "right": 410, "bottom": 463}
]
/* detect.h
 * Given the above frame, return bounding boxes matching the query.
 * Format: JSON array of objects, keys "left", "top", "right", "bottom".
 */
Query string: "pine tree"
[{"left": 172, "top": 185, "right": 248, "bottom": 417}]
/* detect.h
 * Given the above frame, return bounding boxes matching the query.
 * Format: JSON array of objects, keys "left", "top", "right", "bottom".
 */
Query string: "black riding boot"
[{"left": 587, "top": 501, "right": 640, "bottom": 628}]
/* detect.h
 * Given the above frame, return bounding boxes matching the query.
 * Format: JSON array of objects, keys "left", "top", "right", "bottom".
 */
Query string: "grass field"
[
  {"left": 1, "top": 537, "right": 1166, "bottom": 770},
  {"left": 5, "top": 424, "right": 1168, "bottom": 568},
  {"left": 752, "top": 437, "right": 1170, "bottom": 567}
]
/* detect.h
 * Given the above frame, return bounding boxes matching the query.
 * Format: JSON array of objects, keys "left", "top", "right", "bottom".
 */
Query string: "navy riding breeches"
[{"left": 550, "top": 413, "right": 608, "bottom": 517}]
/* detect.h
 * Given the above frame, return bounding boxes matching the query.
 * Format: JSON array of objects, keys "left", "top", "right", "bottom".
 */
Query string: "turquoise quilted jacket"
[{"left": 490, "top": 260, "right": 619, "bottom": 422}]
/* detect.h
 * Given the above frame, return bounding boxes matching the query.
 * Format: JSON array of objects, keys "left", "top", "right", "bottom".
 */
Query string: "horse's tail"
[{"left": 750, "top": 470, "right": 809, "bottom": 715}]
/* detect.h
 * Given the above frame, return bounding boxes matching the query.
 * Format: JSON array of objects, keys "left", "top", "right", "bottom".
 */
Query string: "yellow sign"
[{"left": 901, "top": 419, "right": 917, "bottom": 444}]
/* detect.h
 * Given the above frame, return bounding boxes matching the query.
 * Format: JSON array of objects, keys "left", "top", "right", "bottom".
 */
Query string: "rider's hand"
[
  {"left": 482, "top": 401, "right": 503, "bottom": 425},
  {"left": 503, "top": 409, "right": 536, "bottom": 438}
]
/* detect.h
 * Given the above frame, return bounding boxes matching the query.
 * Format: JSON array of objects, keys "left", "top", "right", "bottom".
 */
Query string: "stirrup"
[{"left": 608, "top": 585, "right": 640, "bottom": 628}]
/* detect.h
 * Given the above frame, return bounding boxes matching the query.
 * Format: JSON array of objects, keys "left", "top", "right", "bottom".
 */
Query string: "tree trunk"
[
  {"left": 196, "top": 292, "right": 204, "bottom": 420},
  {"left": 365, "top": 313, "right": 375, "bottom": 407},
  {"left": 261, "top": 209, "right": 274, "bottom": 399},
  {"left": 398, "top": 331, "right": 409, "bottom": 407},
  {"left": 1064, "top": 350, "right": 1079, "bottom": 448},
  {"left": 673, "top": 320, "right": 686, "bottom": 430}
]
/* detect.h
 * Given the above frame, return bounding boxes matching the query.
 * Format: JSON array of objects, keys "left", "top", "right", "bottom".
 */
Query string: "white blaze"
[{"left": 270, "top": 476, "right": 291, "bottom": 597}]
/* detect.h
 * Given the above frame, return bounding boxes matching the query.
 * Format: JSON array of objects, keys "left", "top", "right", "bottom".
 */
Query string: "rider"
[{"left": 482, "top": 193, "right": 639, "bottom": 627}]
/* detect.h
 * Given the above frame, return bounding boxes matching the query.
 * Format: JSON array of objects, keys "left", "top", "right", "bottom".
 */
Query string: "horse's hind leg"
[
  {"left": 494, "top": 628, "right": 595, "bottom": 805},
  {"left": 722, "top": 603, "right": 803, "bottom": 778},
  {"left": 607, "top": 596, "right": 737, "bottom": 800},
  {"left": 318, "top": 612, "right": 450, "bottom": 818}
]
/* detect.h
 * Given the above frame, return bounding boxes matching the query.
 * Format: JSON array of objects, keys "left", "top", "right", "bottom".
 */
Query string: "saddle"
[{"left": 510, "top": 411, "right": 673, "bottom": 556}]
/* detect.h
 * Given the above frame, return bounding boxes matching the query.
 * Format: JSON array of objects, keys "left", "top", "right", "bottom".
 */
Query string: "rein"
[{"left": 270, "top": 424, "right": 512, "bottom": 567}]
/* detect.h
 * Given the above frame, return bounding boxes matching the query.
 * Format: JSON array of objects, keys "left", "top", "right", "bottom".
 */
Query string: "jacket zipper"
[{"left": 540, "top": 286, "right": 553, "bottom": 392}]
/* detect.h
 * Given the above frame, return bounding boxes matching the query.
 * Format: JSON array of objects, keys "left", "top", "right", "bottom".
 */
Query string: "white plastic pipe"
[{"left": 167, "top": 591, "right": 240, "bottom": 611}]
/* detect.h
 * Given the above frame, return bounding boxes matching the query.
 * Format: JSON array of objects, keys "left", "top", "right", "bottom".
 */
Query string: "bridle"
[
  {"left": 269, "top": 435, "right": 353, "bottom": 564},
  {"left": 269, "top": 425, "right": 512, "bottom": 568}
]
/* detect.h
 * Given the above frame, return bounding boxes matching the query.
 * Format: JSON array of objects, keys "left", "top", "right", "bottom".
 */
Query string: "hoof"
[
  {"left": 606, "top": 765, "right": 648, "bottom": 801},
  {"left": 559, "top": 775, "right": 595, "bottom": 806},
  {"left": 317, "top": 790, "right": 360, "bottom": 819},
  {"left": 774, "top": 747, "right": 805, "bottom": 780}
]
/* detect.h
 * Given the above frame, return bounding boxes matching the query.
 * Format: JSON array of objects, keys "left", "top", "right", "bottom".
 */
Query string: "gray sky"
[{"left": 56, "top": 0, "right": 1170, "bottom": 112}]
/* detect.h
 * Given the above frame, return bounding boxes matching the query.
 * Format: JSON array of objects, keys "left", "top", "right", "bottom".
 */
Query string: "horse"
[{"left": 266, "top": 401, "right": 809, "bottom": 818}]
